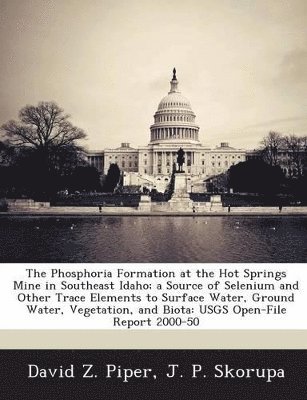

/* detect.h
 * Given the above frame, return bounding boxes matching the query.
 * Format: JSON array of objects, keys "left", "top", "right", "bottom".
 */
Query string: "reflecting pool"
[{"left": 0, "top": 216, "right": 306, "bottom": 263}]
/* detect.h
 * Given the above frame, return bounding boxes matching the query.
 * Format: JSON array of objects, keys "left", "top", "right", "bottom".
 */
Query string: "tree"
[
  {"left": 1, "top": 102, "right": 86, "bottom": 151},
  {"left": 0, "top": 141, "right": 9, "bottom": 164},
  {"left": 207, "top": 172, "right": 229, "bottom": 193},
  {"left": 283, "top": 135, "right": 305, "bottom": 178},
  {"left": 302, "top": 136, "right": 307, "bottom": 176},
  {"left": 1, "top": 102, "right": 86, "bottom": 197},
  {"left": 260, "top": 131, "right": 284, "bottom": 166},
  {"left": 103, "top": 163, "right": 121, "bottom": 192},
  {"left": 0, "top": 140, "right": 18, "bottom": 166},
  {"left": 228, "top": 160, "right": 284, "bottom": 194},
  {"left": 67, "top": 166, "right": 101, "bottom": 192}
]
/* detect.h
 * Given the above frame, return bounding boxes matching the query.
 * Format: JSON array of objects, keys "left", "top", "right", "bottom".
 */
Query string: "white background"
[{"left": 0, "top": 263, "right": 305, "bottom": 330}]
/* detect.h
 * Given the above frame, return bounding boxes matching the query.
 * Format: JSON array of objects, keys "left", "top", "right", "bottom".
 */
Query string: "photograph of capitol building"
[
  {"left": 0, "top": 0, "right": 307, "bottom": 263},
  {"left": 87, "top": 69, "right": 247, "bottom": 193}
]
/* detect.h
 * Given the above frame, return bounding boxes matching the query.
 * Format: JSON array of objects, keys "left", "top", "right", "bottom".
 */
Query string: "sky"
[{"left": 1, "top": 0, "right": 307, "bottom": 151}]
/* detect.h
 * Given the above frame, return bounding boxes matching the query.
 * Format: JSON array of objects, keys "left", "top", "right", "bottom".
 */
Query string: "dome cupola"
[{"left": 150, "top": 68, "right": 200, "bottom": 144}]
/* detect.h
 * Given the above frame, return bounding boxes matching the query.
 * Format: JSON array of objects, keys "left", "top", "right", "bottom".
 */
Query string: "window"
[
  {"left": 122, "top": 161, "right": 125, "bottom": 167},
  {"left": 144, "top": 160, "right": 147, "bottom": 165},
  {"left": 129, "top": 162, "right": 132, "bottom": 167},
  {"left": 202, "top": 161, "right": 205, "bottom": 165}
]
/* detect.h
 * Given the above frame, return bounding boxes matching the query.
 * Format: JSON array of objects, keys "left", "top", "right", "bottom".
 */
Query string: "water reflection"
[{"left": 0, "top": 216, "right": 306, "bottom": 263}]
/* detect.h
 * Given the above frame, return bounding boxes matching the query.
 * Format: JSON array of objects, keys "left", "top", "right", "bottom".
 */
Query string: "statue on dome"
[
  {"left": 172, "top": 68, "right": 177, "bottom": 80},
  {"left": 177, "top": 147, "right": 185, "bottom": 172}
]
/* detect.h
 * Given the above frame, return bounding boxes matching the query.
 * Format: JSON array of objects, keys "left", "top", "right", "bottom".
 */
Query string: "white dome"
[
  {"left": 158, "top": 92, "right": 192, "bottom": 111},
  {"left": 150, "top": 69, "right": 200, "bottom": 145}
]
